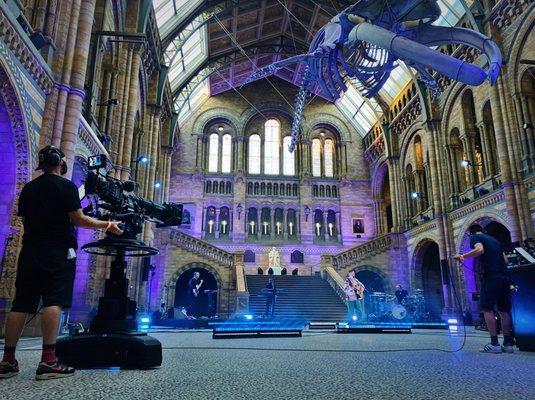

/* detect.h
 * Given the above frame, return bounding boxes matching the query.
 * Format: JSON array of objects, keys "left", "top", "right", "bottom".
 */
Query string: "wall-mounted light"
[
  {"left": 154, "top": 182, "right": 161, "bottom": 189},
  {"left": 218, "top": 126, "right": 224, "bottom": 132},
  {"left": 461, "top": 159, "right": 481, "bottom": 168},
  {"left": 137, "top": 156, "right": 148, "bottom": 164},
  {"left": 523, "top": 123, "right": 534, "bottom": 131},
  {"left": 411, "top": 192, "right": 420, "bottom": 200},
  {"left": 98, "top": 98, "right": 119, "bottom": 107}
]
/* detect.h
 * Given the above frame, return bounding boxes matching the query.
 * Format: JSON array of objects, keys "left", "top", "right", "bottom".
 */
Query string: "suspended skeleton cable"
[
  {"left": 214, "top": 70, "right": 270, "bottom": 121},
  {"left": 213, "top": 13, "right": 296, "bottom": 112}
]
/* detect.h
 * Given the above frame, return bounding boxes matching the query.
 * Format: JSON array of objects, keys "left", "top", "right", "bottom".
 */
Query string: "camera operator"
[{"left": 0, "top": 146, "right": 122, "bottom": 380}]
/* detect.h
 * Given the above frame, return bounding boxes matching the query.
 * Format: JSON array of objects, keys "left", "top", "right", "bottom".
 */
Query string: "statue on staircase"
[{"left": 267, "top": 247, "right": 283, "bottom": 275}]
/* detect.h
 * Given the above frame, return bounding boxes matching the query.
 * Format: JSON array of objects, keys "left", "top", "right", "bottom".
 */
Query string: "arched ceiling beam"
[
  {"left": 174, "top": 42, "right": 308, "bottom": 112},
  {"left": 161, "top": 0, "right": 353, "bottom": 48},
  {"left": 172, "top": 36, "right": 309, "bottom": 96}
]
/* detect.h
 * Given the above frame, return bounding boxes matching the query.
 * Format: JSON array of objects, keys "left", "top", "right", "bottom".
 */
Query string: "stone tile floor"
[{"left": 1, "top": 327, "right": 534, "bottom": 400}]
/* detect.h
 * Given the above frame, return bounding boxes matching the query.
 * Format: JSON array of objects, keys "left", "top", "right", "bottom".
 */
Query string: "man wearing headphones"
[
  {"left": 0, "top": 146, "right": 122, "bottom": 380},
  {"left": 454, "top": 224, "right": 514, "bottom": 354}
]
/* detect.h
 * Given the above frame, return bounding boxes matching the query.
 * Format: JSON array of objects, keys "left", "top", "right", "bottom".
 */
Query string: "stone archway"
[
  {"left": 0, "top": 66, "right": 32, "bottom": 324},
  {"left": 351, "top": 265, "right": 391, "bottom": 293},
  {"left": 413, "top": 240, "right": 444, "bottom": 318},
  {"left": 167, "top": 262, "right": 224, "bottom": 317}
]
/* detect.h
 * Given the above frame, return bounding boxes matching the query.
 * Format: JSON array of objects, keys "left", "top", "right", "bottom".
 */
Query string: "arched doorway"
[
  {"left": 416, "top": 241, "right": 444, "bottom": 318},
  {"left": 174, "top": 266, "right": 219, "bottom": 317},
  {"left": 354, "top": 269, "right": 387, "bottom": 293},
  {"left": 485, "top": 221, "right": 512, "bottom": 251},
  {"left": 0, "top": 91, "right": 17, "bottom": 271}
]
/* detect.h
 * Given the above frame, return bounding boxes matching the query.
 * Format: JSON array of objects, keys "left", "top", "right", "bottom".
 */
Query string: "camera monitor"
[{"left": 88, "top": 154, "right": 107, "bottom": 170}]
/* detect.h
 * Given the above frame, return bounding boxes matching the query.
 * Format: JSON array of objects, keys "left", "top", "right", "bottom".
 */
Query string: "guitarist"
[
  {"left": 345, "top": 271, "right": 365, "bottom": 322},
  {"left": 186, "top": 272, "right": 203, "bottom": 318}
]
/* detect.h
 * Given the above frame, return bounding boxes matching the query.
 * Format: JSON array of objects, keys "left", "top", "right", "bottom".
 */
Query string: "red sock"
[
  {"left": 2, "top": 346, "right": 16, "bottom": 363},
  {"left": 41, "top": 344, "right": 56, "bottom": 364}
]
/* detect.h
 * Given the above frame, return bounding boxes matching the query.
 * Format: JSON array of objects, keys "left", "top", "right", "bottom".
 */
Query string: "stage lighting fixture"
[
  {"left": 447, "top": 318, "right": 458, "bottom": 325},
  {"left": 138, "top": 316, "right": 150, "bottom": 332},
  {"left": 244, "top": 314, "right": 253, "bottom": 320},
  {"left": 352, "top": 315, "right": 357, "bottom": 321}
]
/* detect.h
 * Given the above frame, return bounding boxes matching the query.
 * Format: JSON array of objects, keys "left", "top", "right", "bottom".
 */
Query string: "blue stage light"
[
  {"left": 138, "top": 316, "right": 150, "bottom": 332},
  {"left": 447, "top": 318, "right": 458, "bottom": 325},
  {"left": 244, "top": 314, "right": 253, "bottom": 320},
  {"left": 352, "top": 315, "right": 357, "bottom": 321}
]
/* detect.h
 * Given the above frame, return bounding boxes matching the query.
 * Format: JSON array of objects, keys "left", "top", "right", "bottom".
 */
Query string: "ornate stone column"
[
  {"left": 490, "top": 77, "right": 522, "bottom": 241},
  {"left": 119, "top": 46, "right": 142, "bottom": 181},
  {"left": 147, "top": 106, "right": 161, "bottom": 200},
  {"left": 59, "top": 0, "right": 97, "bottom": 177}
]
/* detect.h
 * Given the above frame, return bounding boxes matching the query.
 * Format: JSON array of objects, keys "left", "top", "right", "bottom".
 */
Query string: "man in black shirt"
[
  {"left": 454, "top": 224, "right": 514, "bottom": 354},
  {"left": 0, "top": 146, "right": 122, "bottom": 380},
  {"left": 185, "top": 272, "right": 202, "bottom": 318},
  {"left": 264, "top": 278, "right": 276, "bottom": 317},
  {"left": 394, "top": 284, "right": 408, "bottom": 304}
]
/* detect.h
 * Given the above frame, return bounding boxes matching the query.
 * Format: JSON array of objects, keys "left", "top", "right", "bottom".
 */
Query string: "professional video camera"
[
  {"left": 82, "top": 154, "right": 182, "bottom": 253},
  {"left": 57, "top": 155, "right": 182, "bottom": 369}
]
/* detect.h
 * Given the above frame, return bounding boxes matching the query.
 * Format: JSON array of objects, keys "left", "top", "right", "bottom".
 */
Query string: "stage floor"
[{"left": 2, "top": 327, "right": 534, "bottom": 399}]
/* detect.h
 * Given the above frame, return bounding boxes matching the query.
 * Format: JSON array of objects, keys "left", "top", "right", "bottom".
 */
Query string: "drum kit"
[{"left": 368, "top": 289, "right": 427, "bottom": 322}]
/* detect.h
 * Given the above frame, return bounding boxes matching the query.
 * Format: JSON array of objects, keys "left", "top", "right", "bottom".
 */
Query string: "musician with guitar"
[
  {"left": 185, "top": 272, "right": 203, "bottom": 318},
  {"left": 344, "top": 271, "right": 365, "bottom": 322}
]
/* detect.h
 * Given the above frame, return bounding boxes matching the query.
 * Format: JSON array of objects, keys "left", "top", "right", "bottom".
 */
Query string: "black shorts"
[
  {"left": 479, "top": 275, "right": 511, "bottom": 312},
  {"left": 11, "top": 245, "right": 76, "bottom": 314}
]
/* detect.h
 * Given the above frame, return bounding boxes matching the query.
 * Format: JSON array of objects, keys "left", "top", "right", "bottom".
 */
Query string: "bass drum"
[{"left": 391, "top": 304, "right": 408, "bottom": 321}]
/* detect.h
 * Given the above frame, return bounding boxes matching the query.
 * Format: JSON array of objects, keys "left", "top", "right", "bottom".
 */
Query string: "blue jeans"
[{"left": 346, "top": 300, "right": 364, "bottom": 322}]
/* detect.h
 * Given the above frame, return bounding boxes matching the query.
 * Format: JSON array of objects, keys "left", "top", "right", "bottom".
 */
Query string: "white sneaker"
[
  {"left": 480, "top": 343, "right": 502, "bottom": 353},
  {"left": 501, "top": 344, "right": 515, "bottom": 354}
]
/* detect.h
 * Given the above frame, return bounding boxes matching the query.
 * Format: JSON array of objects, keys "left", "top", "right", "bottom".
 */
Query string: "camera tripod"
[{"left": 56, "top": 236, "right": 162, "bottom": 369}]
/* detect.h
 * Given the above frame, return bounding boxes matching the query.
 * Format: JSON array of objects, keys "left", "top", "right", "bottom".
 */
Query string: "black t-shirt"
[
  {"left": 395, "top": 289, "right": 408, "bottom": 304},
  {"left": 470, "top": 233, "right": 507, "bottom": 277},
  {"left": 188, "top": 277, "right": 198, "bottom": 296},
  {"left": 18, "top": 173, "right": 81, "bottom": 249}
]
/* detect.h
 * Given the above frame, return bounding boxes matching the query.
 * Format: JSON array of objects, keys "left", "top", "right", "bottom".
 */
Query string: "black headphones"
[{"left": 37, "top": 146, "right": 67, "bottom": 174}]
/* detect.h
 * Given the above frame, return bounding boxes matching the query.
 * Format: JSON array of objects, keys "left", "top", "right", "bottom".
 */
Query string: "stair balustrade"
[
  {"left": 167, "top": 229, "right": 234, "bottom": 267},
  {"left": 331, "top": 233, "right": 404, "bottom": 270}
]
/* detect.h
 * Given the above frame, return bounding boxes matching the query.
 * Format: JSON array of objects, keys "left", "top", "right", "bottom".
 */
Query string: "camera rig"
[
  {"left": 57, "top": 155, "right": 182, "bottom": 369},
  {"left": 82, "top": 166, "right": 182, "bottom": 256}
]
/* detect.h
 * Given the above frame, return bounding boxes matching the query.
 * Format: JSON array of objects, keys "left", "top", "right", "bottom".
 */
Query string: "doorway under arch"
[
  {"left": 485, "top": 221, "right": 512, "bottom": 251},
  {"left": 0, "top": 91, "right": 17, "bottom": 271},
  {"left": 354, "top": 269, "right": 387, "bottom": 293},
  {"left": 416, "top": 241, "right": 444, "bottom": 318},
  {"left": 174, "top": 266, "right": 219, "bottom": 317}
]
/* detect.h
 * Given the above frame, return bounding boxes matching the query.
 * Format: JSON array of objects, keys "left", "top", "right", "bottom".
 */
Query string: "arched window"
[
  {"left": 221, "top": 134, "right": 232, "bottom": 173},
  {"left": 324, "top": 139, "right": 334, "bottom": 177},
  {"left": 283, "top": 136, "right": 295, "bottom": 176},
  {"left": 249, "top": 134, "right": 261, "bottom": 174},
  {"left": 208, "top": 134, "right": 219, "bottom": 173},
  {"left": 264, "top": 119, "right": 280, "bottom": 175},
  {"left": 312, "top": 138, "right": 322, "bottom": 177}
]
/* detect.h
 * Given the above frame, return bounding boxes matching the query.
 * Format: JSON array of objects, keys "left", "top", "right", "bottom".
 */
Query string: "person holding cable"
[
  {"left": 0, "top": 146, "right": 123, "bottom": 380},
  {"left": 454, "top": 224, "right": 514, "bottom": 354}
]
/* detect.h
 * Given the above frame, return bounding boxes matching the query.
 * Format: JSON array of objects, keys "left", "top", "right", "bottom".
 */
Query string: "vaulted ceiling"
[{"left": 154, "top": 0, "right": 474, "bottom": 135}]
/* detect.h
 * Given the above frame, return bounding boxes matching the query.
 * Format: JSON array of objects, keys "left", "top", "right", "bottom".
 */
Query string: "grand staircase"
[{"left": 245, "top": 275, "right": 347, "bottom": 321}]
